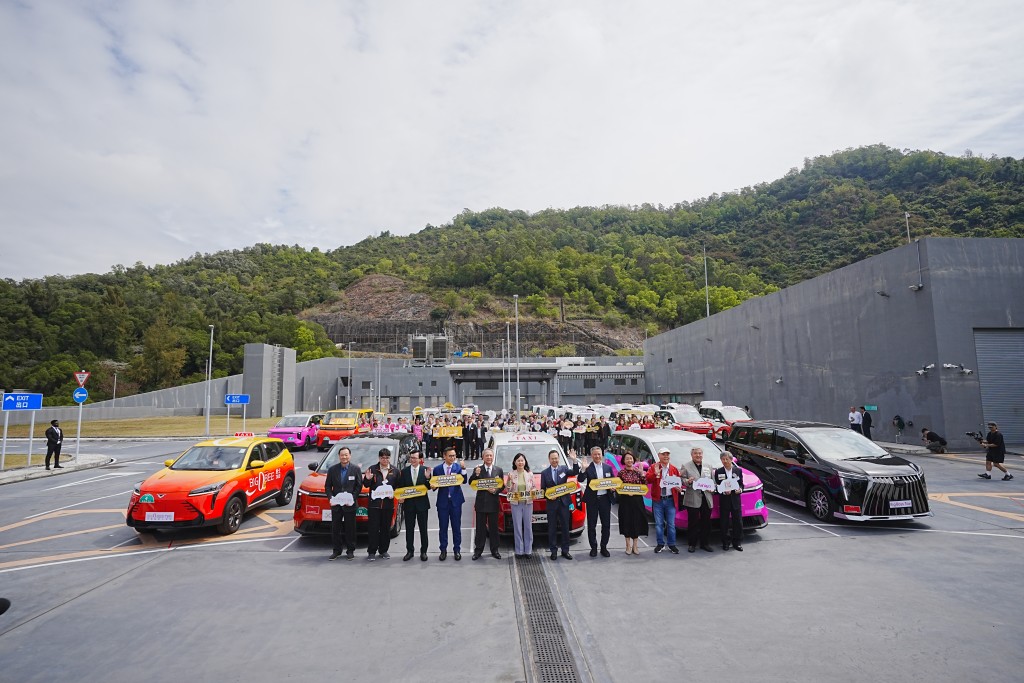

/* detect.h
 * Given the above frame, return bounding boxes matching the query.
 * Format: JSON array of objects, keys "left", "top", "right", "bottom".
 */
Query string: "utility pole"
[
  {"left": 905, "top": 211, "right": 911, "bottom": 244},
  {"left": 514, "top": 296, "right": 521, "bottom": 415},
  {"left": 205, "top": 325, "right": 214, "bottom": 436},
  {"left": 703, "top": 243, "right": 711, "bottom": 318}
]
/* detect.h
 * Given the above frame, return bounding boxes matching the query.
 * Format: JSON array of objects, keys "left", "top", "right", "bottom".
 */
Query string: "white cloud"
[{"left": 1, "top": 0, "right": 1022, "bottom": 280}]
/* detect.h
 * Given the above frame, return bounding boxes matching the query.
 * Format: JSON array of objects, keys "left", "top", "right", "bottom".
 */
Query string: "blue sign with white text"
[
  {"left": 2, "top": 393, "right": 44, "bottom": 411},
  {"left": 73, "top": 388, "right": 89, "bottom": 404},
  {"left": 224, "top": 394, "right": 250, "bottom": 405}
]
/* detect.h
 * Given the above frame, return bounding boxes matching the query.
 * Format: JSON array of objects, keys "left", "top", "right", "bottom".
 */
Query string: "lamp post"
[
  {"left": 347, "top": 342, "right": 353, "bottom": 408},
  {"left": 205, "top": 325, "right": 214, "bottom": 436},
  {"left": 514, "top": 295, "right": 521, "bottom": 415},
  {"left": 112, "top": 372, "right": 117, "bottom": 407},
  {"left": 905, "top": 211, "right": 911, "bottom": 244},
  {"left": 703, "top": 242, "right": 710, "bottom": 318}
]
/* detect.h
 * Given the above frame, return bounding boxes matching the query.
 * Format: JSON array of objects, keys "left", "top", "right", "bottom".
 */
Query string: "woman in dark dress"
[{"left": 617, "top": 452, "right": 649, "bottom": 555}]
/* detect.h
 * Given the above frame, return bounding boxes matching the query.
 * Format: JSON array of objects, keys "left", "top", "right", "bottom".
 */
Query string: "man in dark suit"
[
  {"left": 540, "top": 448, "right": 581, "bottom": 560},
  {"left": 471, "top": 416, "right": 487, "bottom": 460},
  {"left": 397, "top": 449, "right": 431, "bottom": 561},
  {"left": 362, "top": 448, "right": 399, "bottom": 560},
  {"left": 432, "top": 447, "right": 467, "bottom": 560},
  {"left": 860, "top": 407, "right": 873, "bottom": 441},
  {"left": 714, "top": 450, "right": 745, "bottom": 551},
  {"left": 469, "top": 448, "right": 504, "bottom": 560},
  {"left": 45, "top": 419, "right": 63, "bottom": 470},
  {"left": 579, "top": 446, "right": 614, "bottom": 557},
  {"left": 325, "top": 446, "right": 362, "bottom": 560}
]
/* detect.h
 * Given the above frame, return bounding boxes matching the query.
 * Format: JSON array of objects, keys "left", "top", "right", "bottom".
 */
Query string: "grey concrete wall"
[{"left": 644, "top": 238, "right": 1023, "bottom": 449}]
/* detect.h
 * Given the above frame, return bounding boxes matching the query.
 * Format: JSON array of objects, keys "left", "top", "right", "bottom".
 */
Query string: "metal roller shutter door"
[{"left": 974, "top": 329, "right": 1024, "bottom": 445}]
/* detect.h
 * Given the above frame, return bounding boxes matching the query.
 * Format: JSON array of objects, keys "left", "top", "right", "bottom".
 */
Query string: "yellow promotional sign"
[
  {"left": 616, "top": 483, "right": 649, "bottom": 496},
  {"left": 394, "top": 485, "right": 428, "bottom": 501},
  {"left": 470, "top": 477, "right": 504, "bottom": 492},
  {"left": 544, "top": 479, "right": 580, "bottom": 500},
  {"left": 430, "top": 473, "right": 465, "bottom": 488},
  {"left": 588, "top": 477, "right": 622, "bottom": 491},
  {"left": 433, "top": 426, "right": 462, "bottom": 438}
]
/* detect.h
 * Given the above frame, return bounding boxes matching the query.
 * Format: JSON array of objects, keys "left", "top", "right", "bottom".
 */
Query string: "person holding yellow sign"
[
  {"left": 397, "top": 450, "right": 431, "bottom": 561},
  {"left": 580, "top": 446, "right": 615, "bottom": 558},
  {"left": 616, "top": 452, "right": 648, "bottom": 555},
  {"left": 540, "top": 449, "right": 581, "bottom": 560},
  {"left": 432, "top": 447, "right": 467, "bottom": 561},
  {"left": 469, "top": 448, "right": 504, "bottom": 560},
  {"left": 504, "top": 453, "right": 536, "bottom": 557}
]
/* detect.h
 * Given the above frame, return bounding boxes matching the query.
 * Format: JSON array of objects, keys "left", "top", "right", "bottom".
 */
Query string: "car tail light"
[{"left": 844, "top": 505, "right": 861, "bottom": 514}]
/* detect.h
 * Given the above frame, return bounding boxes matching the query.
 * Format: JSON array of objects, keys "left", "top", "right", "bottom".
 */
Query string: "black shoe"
[
  {"left": 688, "top": 546, "right": 696, "bottom": 553},
  {"left": 561, "top": 551, "right": 573, "bottom": 560},
  {"left": 472, "top": 552, "right": 482, "bottom": 561},
  {"left": 345, "top": 550, "right": 354, "bottom": 560},
  {"left": 381, "top": 552, "right": 390, "bottom": 560},
  {"left": 978, "top": 473, "right": 992, "bottom": 479},
  {"left": 54, "top": 465, "right": 63, "bottom": 469},
  {"left": 550, "top": 551, "right": 558, "bottom": 560},
  {"left": 421, "top": 551, "right": 428, "bottom": 561},
  {"left": 329, "top": 552, "right": 341, "bottom": 561},
  {"left": 701, "top": 545, "right": 714, "bottom": 552},
  {"left": 590, "top": 548, "right": 598, "bottom": 557},
  {"left": 404, "top": 552, "right": 414, "bottom": 561},
  {"left": 734, "top": 545, "right": 744, "bottom": 551},
  {"left": 654, "top": 544, "right": 665, "bottom": 553},
  {"left": 1004, "top": 474, "right": 1014, "bottom": 481},
  {"left": 669, "top": 545, "right": 679, "bottom": 554},
  {"left": 439, "top": 551, "right": 447, "bottom": 561},
  {"left": 367, "top": 554, "right": 376, "bottom": 562},
  {"left": 45, "top": 467, "right": 50, "bottom": 471},
  {"left": 722, "top": 544, "right": 730, "bottom": 551},
  {"left": 492, "top": 551, "right": 501, "bottom": 559},
  {"left": 600, "top": 548, "right": 610, "bottom": 557},
  {"left": 454, "top": 552, "right": 461, "bottom": 561}
]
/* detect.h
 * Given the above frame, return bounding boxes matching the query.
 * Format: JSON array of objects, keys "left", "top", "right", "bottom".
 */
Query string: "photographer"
[
  {"left": 979, "top": 422, "right": 1013, "bottom": 481},
  {"left": 920, "top": 428, "right": 947, "bottom": 454}
]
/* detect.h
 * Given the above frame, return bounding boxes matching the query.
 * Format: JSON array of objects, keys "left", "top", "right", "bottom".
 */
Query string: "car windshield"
[
  {"left": 324, "top": 411, "right": 360, "bottom": 425},
  {"left": 648, "top": 437, "right": 723, "bottom": 469},
  {"left": 317, "top": 442, "right": 395, "bottom": 473},
  {"left": 171, "top": 445, "right": 248, "bottom": 471},
  {"left": 720, "top": 407, "right": 751, "bottom": 421},
  {"left": 672, "top": 406, "right": 703, "bottom": 421},
  {"left": 492, "top": 443, "right": 568, "bottom": 473},
  {"left": 798, "top": 429, "right": 890, "bottom": 460},
  {"left": 274, "top": 416, "right": 309, "bottom": 428}
]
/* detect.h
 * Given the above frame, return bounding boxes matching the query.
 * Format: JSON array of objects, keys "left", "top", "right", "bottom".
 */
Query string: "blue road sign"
[
  {"left": 224, "top": 394, "right": 250, "bottom": 405},
  {"left": 2, "top": 393, "right": 44, "bottom": 411},
  {"left": 73, "top": 388, "right": 89, "bottom": 404}
]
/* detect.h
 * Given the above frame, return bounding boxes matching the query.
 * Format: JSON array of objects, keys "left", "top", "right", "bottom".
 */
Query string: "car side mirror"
[
  {"left": 248, "top": 459, "right": 265, "bottom": 469},
  {"left": 783, "top": 449, "right": 805, "bottom": 463},
  {"left": 308, "top": 462, "right": 318, "bottom": 471},
  {"left": 164, "top": 459, "right": 176, "bottom": 468}
]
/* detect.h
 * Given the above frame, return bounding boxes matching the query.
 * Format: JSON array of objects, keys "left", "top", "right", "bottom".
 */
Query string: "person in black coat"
[
  {"left": 469, "top": 448, "right": 504, "bottom": 559},
  {"left": 539, "top": 449, "right": 581, "bottom": 560},
  {"left": 579, "top": 446, "right": 615, "bottom": 557},
  {"left": 325, "top": 447, "right": 363, "bottom": 560},
  {"left": 859, "top": 407, "right": 873, "bottom": 441},
  {"left": 714, "top": 451, "right": 745, "bottom": 551},
  {"left": 362, "top": 448, "right": 400, "bottom": 560},
  {"left": 45, "top": 419, "right": 64, "bottom": 470},
  {"left": 396, "top": 449, "right": 431, "bottom": 561}
]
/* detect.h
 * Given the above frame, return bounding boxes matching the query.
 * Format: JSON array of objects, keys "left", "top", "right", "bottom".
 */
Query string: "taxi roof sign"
[{"left": 234, "top": 432, "right": 255, "bottom": 437}]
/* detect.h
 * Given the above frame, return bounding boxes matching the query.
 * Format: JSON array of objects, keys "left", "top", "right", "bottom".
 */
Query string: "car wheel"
[
  {"left": 275, "top": 474, "right": 295, "bottom": 507},
  {"left": 304, "top": 436, "right": 313, "bottom": 451},
  {"left": 806, "top": 485, "right": 834, "bottom": 522},
  {"left": 317, "top": 442, "right": 329, "bottom": 452},
  {"left": 218, "top": 496, "right": 245, "bottom": 535}
]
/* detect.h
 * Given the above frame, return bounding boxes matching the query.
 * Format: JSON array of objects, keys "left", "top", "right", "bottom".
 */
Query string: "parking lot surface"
[{"left": 0, "top": 442, "right": 1021, "bottom": 682}]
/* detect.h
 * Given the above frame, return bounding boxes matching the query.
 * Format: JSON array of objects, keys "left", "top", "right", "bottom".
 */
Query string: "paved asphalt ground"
[{"left": 0, "top": 442, "right": 1021, "bottom": 682}]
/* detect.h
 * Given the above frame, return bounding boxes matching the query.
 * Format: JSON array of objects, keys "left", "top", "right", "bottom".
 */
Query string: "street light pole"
[
  {"left": 703, "top": 242, "right": 710, "bottom": 318},
  {"left": 112, "top": 372, "right": 117, "bottom": 407},
  {"left": 205, "top": 325, "right": 214, "bottom": 436},
  {"left": 904, "top": 211, "right": 911, "bottom": 244},
  {"left": 514, "top": 295, "right": 521, "bottom": 415},
  {"left": 347, "top": 342, "right": 353, "bottom": 408}
]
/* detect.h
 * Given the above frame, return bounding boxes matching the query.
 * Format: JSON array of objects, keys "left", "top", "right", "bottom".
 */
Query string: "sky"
[{"left": 2, "top": 1, "right": 1023, "bottom": 281}]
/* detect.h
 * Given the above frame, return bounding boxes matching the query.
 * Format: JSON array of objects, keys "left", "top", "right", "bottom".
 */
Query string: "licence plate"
[
  {"left": 145, "top": 512, "right": 174, "bottom": 522},
  {"left": 890, "top": 500, "right": 912, "bottom": 509},
  {"left": 321, "top": 509, "right": 332, "bottom": 521},
  {"left": 531, "top": 513, "right": 547, "bottom": 524}
]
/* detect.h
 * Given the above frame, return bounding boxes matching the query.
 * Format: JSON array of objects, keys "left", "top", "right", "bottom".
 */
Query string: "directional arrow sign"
[
  {"left": 74, "top": 371, "right": 91, "bottom": 387},
  {"left": 224, "top": 394, "right": 250, "bottom": 405},
  {"left": 73, "top": 387, "right": 88, "bottom": 404},
  {"left": 2, "top": 393, "right": 44, "bottom": 411}
]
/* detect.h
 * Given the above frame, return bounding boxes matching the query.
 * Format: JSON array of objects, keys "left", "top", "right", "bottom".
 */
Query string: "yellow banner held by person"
[
  {"left": 616, "top": 483, "right": 649, "bottom": 496},
  {"left": 544, "top": 479, "right": 580, "bottom": 500},
  {"left": 430, "top": 473, "right": 465, "bottom": 488},
  {"left": 433, "top": 426, "right": 462, "bottom": 438},
  {"left": 588, "top": 477, "right": 622, "bottom": 491},
  {"left": 394, "top": 485, "right": 428, "bottom": 501},
  {"left": 506, "top": 490, "right": 543, "bottom": 504},
  {"left": 470, "top": 477, "right": 504, "bottom": 492}
]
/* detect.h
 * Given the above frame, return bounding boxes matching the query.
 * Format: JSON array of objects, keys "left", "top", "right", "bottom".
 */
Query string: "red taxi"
[
  {"left": 293, "top": 434, "right": 418, "bottom": 536},
  {"left": 655, "top": 407, "right": 715, "bottom": 437},
  {"left": 486, "top": 431, "right": 586, "bottom": 537},
  {"left": 126, "top": 435, "right": 295, "bottom": 535},
  {"left": 316, "top": 408, "right": 373, "bottom": 451}
]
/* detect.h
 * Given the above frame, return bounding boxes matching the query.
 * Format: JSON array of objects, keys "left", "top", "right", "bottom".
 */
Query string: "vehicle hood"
[
  {"left": 268, "top": 427, "right": 305, "bottom": 436},
  {"left": 140, "top": 469, "right": 233, "bottom": 493},
  {"left": 832, "top": 455, "right": 919, "bottom": 477},
  {"left": 738, "top": 466, "right": 762, "bottom": 489}
]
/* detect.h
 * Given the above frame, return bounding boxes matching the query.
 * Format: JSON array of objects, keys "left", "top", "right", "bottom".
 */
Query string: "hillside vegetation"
[{"left": 2, "top": 145, "right": 1021, "bottom": 404}]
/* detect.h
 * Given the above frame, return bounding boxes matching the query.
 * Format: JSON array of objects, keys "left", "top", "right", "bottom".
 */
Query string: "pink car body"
[{"left": 267, "top": 413, "right": 323, "bottom": 451}]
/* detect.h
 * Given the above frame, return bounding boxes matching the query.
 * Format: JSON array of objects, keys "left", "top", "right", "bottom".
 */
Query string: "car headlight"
[
  {"left": 837, "top": 471, "right": 869, "bottom": 481},
  {"left": 189, "top": 482, "right": 227, "bottom": 496},
  {"left": 133, "top": 481, "right": 142, "bottom": 494}
]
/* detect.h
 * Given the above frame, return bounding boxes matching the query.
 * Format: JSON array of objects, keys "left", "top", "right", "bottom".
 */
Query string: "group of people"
[
  {"left": 323, "top": 441, "right": 750, "bottom": 564},
  {"left": 847, "top": 406, "right": 874, "bottom": 440}
]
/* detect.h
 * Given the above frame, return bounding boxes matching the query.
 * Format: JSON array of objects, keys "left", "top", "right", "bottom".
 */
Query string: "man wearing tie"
[
  {"left": 580, "top": 446, "right": 614, "bottom": 557},
  {"left": 469, "top": 448, "right": 504, "bottom": 560},
  {"left": 540, "top": 448, "right": 581, "bottom": 560},
  {"left": 397, "top": 449, "right": 431, "bottom": 561},
  {"left": 682, "top": 446, "right": 715, "bottom": 553},
  {"left": 472, "top": 416, "right": 487, "bottom": 460},
  {"left": 432, "top": 447, "right": 466, "bottom": 561},
  {"left": 45, "top": 419, "right": 64, "bottom": 470},
  {"left": 325, "top": 447, "right": 362, "bottom": 561},
  {"left": 714, "top": 450, "right": 745, "bottom": 551}
]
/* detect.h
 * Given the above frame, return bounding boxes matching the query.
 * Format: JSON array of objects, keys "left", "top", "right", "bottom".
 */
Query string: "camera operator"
[
  {"left": 979, "top": 422, "right": 1012, "bottom": 481},
  {"left": 920, "top": 428, "right": 947, "bottom": 454}
]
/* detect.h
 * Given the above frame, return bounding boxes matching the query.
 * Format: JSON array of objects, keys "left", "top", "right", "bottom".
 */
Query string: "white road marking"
[
  {"left": 42, "top": 472, "right": 142, "bottom": 491},
  {"left": 766, "top": 521, "right": 1024, "bottom": 539},
  {"left": 25, "top": 490, "right": 133, "bottom": 519},
  {"left": 108, "top": 537, "right": 140, "bottom": 549},
  {"left": 765, "top": 506, "right": 841, "bottom": 537},
  {"left": 278, "top": 536, "right": 301, "bottom": 552}
]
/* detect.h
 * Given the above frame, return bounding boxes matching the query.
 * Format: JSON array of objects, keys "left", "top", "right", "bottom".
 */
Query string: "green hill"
[{"left": 2, "top": 144, "right": 1021, "bottom": 403}]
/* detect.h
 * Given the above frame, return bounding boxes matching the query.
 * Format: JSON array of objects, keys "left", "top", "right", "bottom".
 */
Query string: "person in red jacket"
[{"left": 645, "top": 447, "right": 682, "bottom": 554}]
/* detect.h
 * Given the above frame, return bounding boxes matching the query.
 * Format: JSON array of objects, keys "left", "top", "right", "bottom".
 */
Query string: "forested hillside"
[{"left": 2, "top": 145, "right": 1021, "bottom": 404}]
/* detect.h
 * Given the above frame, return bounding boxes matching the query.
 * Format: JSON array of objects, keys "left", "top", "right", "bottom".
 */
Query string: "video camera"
[{"left": 965, "top": 431, "right": 984, "bottom": 443}]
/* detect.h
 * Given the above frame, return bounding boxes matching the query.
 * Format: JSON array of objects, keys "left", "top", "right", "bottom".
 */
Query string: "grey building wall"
[{"left": 644, "top": 238, "right": 1024, "bottom": 449}]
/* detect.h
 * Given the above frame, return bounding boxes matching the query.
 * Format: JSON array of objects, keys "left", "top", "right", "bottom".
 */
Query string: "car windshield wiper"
[{"left": 844, "top": 455, "right": 889, "bottom": 461}]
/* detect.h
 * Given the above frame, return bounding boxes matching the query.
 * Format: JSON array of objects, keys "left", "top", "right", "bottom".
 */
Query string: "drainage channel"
[{"left": 513, "top": 556, "right": 584, "bottom": 683}]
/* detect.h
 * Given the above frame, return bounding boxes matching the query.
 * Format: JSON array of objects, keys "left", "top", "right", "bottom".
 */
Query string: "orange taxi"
[
  {"left": 126, "top": 434, "right": 295, "bottom": 535},
  {"left": 316, "top": 408, "right": 373, "bottom": 451}
]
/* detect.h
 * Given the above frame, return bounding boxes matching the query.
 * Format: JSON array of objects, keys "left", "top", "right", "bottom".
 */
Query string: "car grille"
[{"left": 862, "top": 475, "right": 929, "bottom": 516}]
